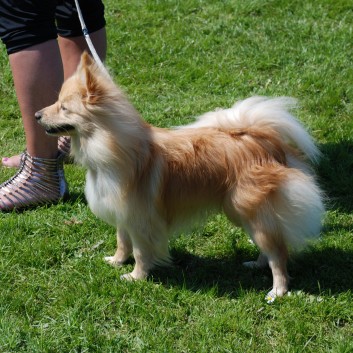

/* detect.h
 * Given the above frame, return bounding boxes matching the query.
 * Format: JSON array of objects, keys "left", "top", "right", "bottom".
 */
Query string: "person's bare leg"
[
  {"left": 2, "top": 28, "right": 107, "bottom": 167},
  {"left": 1, "top": 40, "right": 62, "bottom": 166},
  {"left": 11, "top": 41, "right": 62, "bottom": 157},
  {"left": 0, "top": 40, "right": 69, "bottom": 211}
]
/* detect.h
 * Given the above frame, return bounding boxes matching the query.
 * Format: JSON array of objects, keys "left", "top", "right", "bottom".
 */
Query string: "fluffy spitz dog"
[{"left": 36, "top": 53, "right": 324, "bottom": 301}]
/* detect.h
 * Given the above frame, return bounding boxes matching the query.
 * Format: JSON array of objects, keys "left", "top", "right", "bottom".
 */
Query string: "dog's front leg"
[
  {"left": 120, "top": 220, "right": 171, "bottom": 281},
  {"left": 121, "top": 245, "right": 155, "bottom": 281},
  {"left": 104, "top": 228, "right": 132, "bottom": 267}
]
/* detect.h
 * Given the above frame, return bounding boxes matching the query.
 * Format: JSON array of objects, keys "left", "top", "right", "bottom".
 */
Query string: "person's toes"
[{"left": 1, "top": 155, "right": 21, "bottom": 168}]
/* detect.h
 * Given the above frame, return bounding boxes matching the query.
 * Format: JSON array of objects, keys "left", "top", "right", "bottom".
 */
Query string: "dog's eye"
[{"left": 61, "top": 105, "right": 68, "bottom": 112}]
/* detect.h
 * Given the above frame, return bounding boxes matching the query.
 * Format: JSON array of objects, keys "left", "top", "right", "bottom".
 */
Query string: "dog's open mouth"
[{"left": 45, "top": 124, "right": 75, "bottom": 135}]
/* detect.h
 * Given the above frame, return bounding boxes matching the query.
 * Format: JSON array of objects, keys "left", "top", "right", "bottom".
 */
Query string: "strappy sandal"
[{"left": 0, "top": 151, "right": 69, "bottom": 212}]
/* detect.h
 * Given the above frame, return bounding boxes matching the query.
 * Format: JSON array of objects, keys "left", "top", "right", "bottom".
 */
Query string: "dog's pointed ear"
[
  {"left": 77, "top": 52, "right": 104, "bottom": 104},
  {"left": 76, "top": 51, "right": 93, "bottom": 74},
  {"left": 80, "top": 51, "right": 94, "bottom": 68}
]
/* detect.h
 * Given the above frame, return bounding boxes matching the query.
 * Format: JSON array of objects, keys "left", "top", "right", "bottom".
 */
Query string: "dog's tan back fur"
[{"left": 152, "top": 126, "right": 286, "bottom": 223}]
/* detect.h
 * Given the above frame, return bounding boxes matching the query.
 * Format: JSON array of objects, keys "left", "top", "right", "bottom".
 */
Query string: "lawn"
[{"left": 0, "top": 0, "right": 352, "bottom": 352}]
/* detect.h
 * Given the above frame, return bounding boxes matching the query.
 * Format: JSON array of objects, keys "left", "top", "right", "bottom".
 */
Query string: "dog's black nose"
[{"left": 35, "top": 111, "right": 42, "bottom": 121}]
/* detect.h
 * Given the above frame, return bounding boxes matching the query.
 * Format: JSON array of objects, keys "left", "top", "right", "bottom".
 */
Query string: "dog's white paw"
[
  {"left": 265, "top": 289, "right": 278, "bottom": 304},
  {"left": 120, "top": 273, "right": 135, "bottom": 281},
  {"left": 243, "top": 260, "right": 261, "bottom": 269},
  {"left": 104, "top": 256, "right": 124, "bottom": 267},
  {"left": 265, "top": 289, "right": 290, "bottom": 304}
]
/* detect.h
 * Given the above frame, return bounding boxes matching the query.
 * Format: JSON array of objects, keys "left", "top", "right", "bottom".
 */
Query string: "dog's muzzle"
[{"left": 35, "top": 111, "right": 75, "bottom": 135}]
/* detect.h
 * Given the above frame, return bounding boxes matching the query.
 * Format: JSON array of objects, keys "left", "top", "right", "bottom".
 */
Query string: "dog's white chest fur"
[{"left": 85, "top": 169, "right": 122, "bottom": 226}]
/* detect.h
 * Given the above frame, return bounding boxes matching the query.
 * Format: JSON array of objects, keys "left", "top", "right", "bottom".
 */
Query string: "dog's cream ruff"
[{"left": 36, "top": 53, "right": 324, "bottom": 301}]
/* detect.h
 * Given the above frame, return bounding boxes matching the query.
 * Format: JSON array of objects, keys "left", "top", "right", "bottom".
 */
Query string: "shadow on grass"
[
  {"left": 152, "top": 248, "right": 272, "bottom": 297},
  {"left": 317, "top": 141, "right": 353, "bottom": 213},
  {"left": 64, "top": 191, "right": 87, "bottom": 205},
  {"left": 150, "top": 246, "right": 353, "bottom": 298},
  {"left": 290, "top": 247, "right": 353, "bottom": 295}
]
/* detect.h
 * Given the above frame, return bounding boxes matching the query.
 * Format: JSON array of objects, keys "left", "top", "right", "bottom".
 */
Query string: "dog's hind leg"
[
  {"left": 248, "top": 219, "right": 289, "bottom": 302},
  {"left": 225, "top": 196, "right": 289, "bottom": 302},
  {"left": 105, "top": 228, "right": 133, "bottom": 267},
  {"left": 266, "top": 253, "right": 289, "bottom": 303},
  {"left": 225, "top": 165, "right": 323, "bottom": 302},
  {"left": 223, "top": 196, "right": 269, "bottom": 270}
]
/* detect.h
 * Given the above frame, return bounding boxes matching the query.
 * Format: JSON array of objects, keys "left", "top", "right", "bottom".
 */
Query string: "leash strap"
[{"left": 74, "top": 0, "right": 109, "bottom": 76}]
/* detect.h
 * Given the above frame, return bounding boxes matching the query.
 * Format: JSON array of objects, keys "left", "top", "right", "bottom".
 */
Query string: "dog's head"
[{"left": 35, "top": 52, "right": 127, "bottom": 138}]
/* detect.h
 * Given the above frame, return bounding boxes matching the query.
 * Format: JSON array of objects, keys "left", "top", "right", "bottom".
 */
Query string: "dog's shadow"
[
  {"left": 152, "top": 247, "right": 272, "bottom": 297},
  {"left": 317, "top": 141, "right": 353, "bottom": 213},
  {"left": 150, "top": 245, "right": 353, "bottom": 298}
]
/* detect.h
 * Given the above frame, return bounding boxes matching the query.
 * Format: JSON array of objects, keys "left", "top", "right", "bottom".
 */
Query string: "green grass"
[{"left": 0, "top": 0, "right": 352, "bottom": 351}]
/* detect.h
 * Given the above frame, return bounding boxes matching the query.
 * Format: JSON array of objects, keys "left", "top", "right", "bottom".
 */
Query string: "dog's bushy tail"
[
  {"left": 274, "top": 169, "right": 324, "bottom": 248},
  {"left": 187, "top": 97, "right": 320, "bottom": 164},
  {"left": 237, "top": 166, "right": 324, "bottom": 250}
]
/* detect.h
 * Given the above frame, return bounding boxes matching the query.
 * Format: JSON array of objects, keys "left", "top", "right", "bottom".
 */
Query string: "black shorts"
[{"left": 0, "top": 0, "right": 105, "bottom": 54}]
